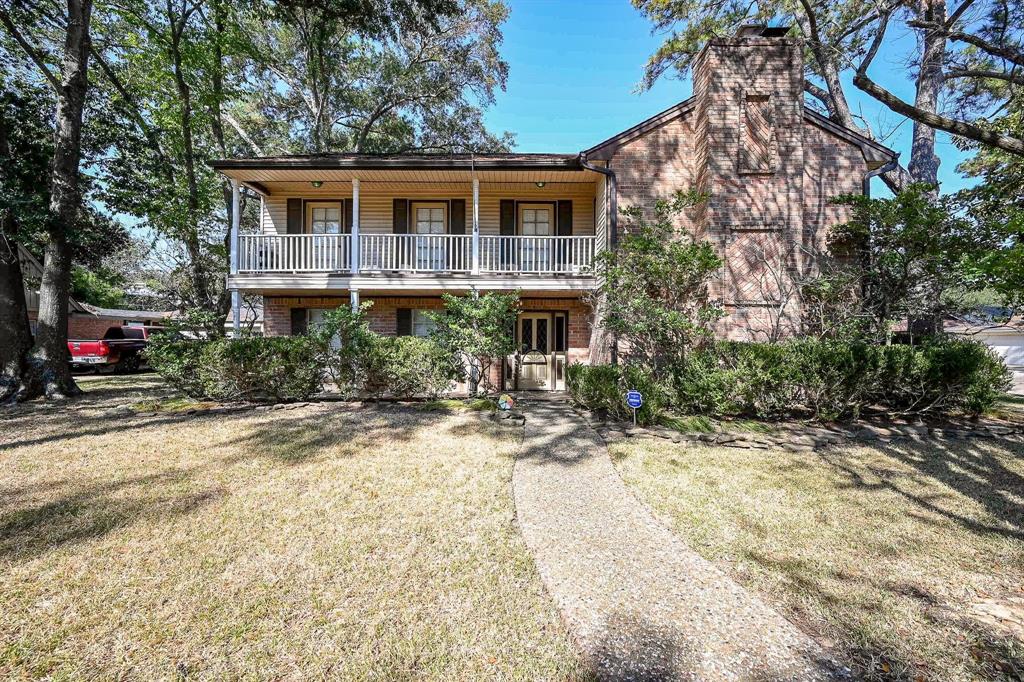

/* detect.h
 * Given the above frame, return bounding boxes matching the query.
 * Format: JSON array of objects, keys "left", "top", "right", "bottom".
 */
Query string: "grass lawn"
[
  {"left": 612, "top": 434, "right": 1024, "bottom": 681},
  {"left": 0, "top": 375, "right": 584, "bottom": 680}
]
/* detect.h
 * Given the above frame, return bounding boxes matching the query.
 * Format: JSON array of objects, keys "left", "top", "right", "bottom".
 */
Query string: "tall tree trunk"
[
  {"left": 209, "top": 0, "right": 231, "bottom": 336},
  {"left": 908, "top": 0, "right": 946, "bottom": 188},
  {"left": 0, "top": 217, "right": 33, "bottom": 403},
  {"left": 19, "top": 0, "right": 93, "bottom": 401},
  {"left": 167, "top": 2, "right": 212, "bottom": 311},
  {"left": 0, "top": 93, "right": 35, "bottom": 402}
]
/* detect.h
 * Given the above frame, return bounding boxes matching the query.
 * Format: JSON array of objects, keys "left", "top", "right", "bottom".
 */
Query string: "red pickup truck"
[{"left": 68, "top": 326, "right": 168, "bottom": 373}]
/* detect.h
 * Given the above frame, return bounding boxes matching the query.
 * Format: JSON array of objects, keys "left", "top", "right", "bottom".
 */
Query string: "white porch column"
[
  {"left": 229, "top": 179, "right": 241, "bottom": 336},
  {"left": 471, "top": 177, "right": 480, "bottom": 274},
  {"left": 350, "top": 288, "right": 360, "bottom": 313},
  {"left": 351, "top": 178, "right": 360, "bottom": 274},
  {"left": 232, "top": 290, "right": 241, "bottom": 335}
]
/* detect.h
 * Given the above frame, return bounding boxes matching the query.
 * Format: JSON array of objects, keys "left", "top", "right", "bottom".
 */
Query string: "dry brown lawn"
[
  {"left": 0, "top": 375, "right": 584, "bottom": 680},
  {"left": 613, "top": 434, "right": 1024, "bottom": 681}
]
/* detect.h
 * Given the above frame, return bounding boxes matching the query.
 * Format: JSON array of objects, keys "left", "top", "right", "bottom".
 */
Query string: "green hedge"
[
  {"left": 362, "top": 335, "right": 457, "bottom": 399},
  {"left": 568, "top": 338, "right": 1011, "bottom": 424},
  {"left": 147, "top": 333, "right": 458, "bottom": 402},
  {"left": 147, "top": 337, "right": 324, "bottom": 402}
]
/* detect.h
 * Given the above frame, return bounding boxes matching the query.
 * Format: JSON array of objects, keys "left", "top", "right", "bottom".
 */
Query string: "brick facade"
[
  {"left": 263, "top": 294, "right": 593, "bottom": 388},
  {"left": 607, "top": 34, "right": 877, "bottom": 341}
]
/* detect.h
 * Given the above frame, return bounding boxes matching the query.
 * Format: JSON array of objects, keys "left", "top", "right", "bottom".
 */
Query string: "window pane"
[
  {"left": 325, "top": 208, "right": 340, "bottom": 220},
  {"left": 521, "top": 319, "right": 533, "bottom": 349},
  {"left": 430, "top": 208, "right": 444, "bottom": 221},
  {"left": 555, "top": 315, "right": 566, "bottom": 352},
  {"left": 412, "top": 310, "right": 437, "bottom": 338},
  {"left": 536, "top": 318, "right": 548, "bottom": 354}
]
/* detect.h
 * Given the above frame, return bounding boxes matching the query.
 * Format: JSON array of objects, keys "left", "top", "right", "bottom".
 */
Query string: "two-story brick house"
[{"left": 213, "top": 28, "right": 895, "bottom": 391}]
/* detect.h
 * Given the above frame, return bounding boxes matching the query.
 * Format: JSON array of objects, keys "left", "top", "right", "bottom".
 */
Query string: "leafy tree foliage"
[
  {"left": 590, "top": 190, "right": 723, "bottom": 373},
  {"left": 248, "top": 0, "right": 512, "bottom": 153},
  {"left": 955, "top": 95, "right": 1024, "bottom": 310},
  {"left": 818, "top": 185, "right": 999, "bottom": 341},
  {"left": 428, "top": 290, "right": 519, "bottom": 394},
  {"left": 633, "top": 0, "right": 1024, "bottom": 190}
]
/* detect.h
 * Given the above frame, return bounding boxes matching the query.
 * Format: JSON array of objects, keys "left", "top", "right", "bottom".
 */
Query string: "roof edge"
[
  {"left": 584, "top": 97, "right": 897, "bottom": 166},
  {"left": 209, "top": 155, "right": 583, "bottom": 172}
]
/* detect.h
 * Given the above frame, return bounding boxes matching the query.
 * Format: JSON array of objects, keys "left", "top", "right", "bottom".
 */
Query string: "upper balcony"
[
  {"left": 214, "top": 153, "right": 611, "bottom": 295},
  {"left": 238, "top": 233, "right": 599, "bottom": 275}
]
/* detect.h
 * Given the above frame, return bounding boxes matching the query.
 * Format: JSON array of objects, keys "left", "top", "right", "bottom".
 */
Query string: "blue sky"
[{"left": 483, "top": 1, "right": 975, "bottom": 196}]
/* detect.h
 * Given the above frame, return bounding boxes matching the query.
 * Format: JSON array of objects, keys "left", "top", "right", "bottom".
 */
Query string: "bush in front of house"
[
  {"left": 147, "top": 335, "right": 324, "bottom": 401},
  {"left": 363, "top": 335, "right": 458, "bottom": 400},
  {"left": 148, "top": 304, "right": 460, "bottom": 402},
  {"left": 568, "top": 338, "right": 1011, "bottom": 423},
  {"left": 566, "top": 362, "right": 669, "bottom": 425}
]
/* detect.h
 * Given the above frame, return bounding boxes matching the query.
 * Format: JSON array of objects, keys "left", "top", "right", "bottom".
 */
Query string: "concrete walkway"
[{"left": 513, "top": 401, "right": 847, "bottom": 681}]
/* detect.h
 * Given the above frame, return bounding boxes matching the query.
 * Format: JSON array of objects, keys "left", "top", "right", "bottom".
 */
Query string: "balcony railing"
[
  {"left": 236, "top": 233, "right": 598, "bottom": 275},
  {"left": 238, "top": 234, "right": 352, "bottom": 272}
]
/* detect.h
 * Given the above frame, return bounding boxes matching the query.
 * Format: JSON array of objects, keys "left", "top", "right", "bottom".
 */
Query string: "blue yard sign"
[{"left": 626, "top": 389, "right": 643, "bottom": 426}]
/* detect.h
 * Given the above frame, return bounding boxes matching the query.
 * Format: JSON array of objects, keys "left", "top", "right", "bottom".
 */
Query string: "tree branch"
[
  {"left": 0, "top": 8, "right": 61, "bottom": 91},
  {"left": 222, "top": 111, "right": 265, "bottom": 156},
  {"left": 945, "top": 68, "right": 1024, "bottom": 87},
  {"left": 907, "top": 20, "right": 1024, "bottom": 67},
  {"left": 854, "top": 73, "right": 1024, "bottom": 155},
  {"left": 89, "top": 45, "right": 175, "bottom": 177}
]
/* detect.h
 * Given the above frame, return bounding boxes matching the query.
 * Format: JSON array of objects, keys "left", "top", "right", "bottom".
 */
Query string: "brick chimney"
[{"left": 691, "top": 26, "right": 805, "bottom": 329}]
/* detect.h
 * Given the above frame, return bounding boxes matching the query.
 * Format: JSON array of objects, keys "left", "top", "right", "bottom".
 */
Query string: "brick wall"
[
  {"left": 608, "top": 34, "right": 873, "bottom": 342},
  {"left": 264, "top": 295, "right": 592, "bottom": 353}
]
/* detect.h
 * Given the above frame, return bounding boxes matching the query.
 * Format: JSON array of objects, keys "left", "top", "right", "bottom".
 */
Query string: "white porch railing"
[
  {"left": 238, "top": 234, "right": 352, "bottom": 272},
  {"left": 360, "top": 233, "right": 473, "bottom": 273},
  {"left": 479, "top": 235, "right": 597, "bottom": 274},
  {"left": 235, "top": 233, "right": 598, "bottom": 275}
]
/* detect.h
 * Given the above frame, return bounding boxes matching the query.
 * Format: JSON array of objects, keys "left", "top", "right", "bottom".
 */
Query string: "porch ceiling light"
[
  {"left": 310, "top": 180, "right": 324, "bottom": 188},
  {"left": 535, "top": 181, "right": 546, "bottom": 188}
]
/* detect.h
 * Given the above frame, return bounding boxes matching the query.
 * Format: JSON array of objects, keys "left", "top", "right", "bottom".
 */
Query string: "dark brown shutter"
[
  {"left": 557, "top": 200, "right": 573, "bottom": 236},
  {"left": 499, "top": 200, "right": 515, "bottom": 236},
  {"left": 449, "top": 199, "right": 466, "bottom": 234},
  {"left": 343, "top": 199, "right": 353, "bottom": 234},
  {"left": 393, "top": 199, "right": 409, "bottom": 234},
  {"left": 396, "top": 308, "right": 412, "bottom": 336},
  {"left": 500, "top": 200, "right": 516, "bottom": 266},
  {"left": 556, "top": 200, "right": 573, "bottom": 268},
  {"left": 287, "top": 198, "right": 303, "bottom": 234},
  {"left": 290, "top": 308, "right": 307, "bottom": 336}
]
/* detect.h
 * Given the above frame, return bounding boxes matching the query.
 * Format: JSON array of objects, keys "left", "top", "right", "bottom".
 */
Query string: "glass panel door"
[
  {"left": 519, "top": 205, "right": 551, "bottom": 272},
  {"left": 517, "top": 312, "right": 553, "bottom": 390},
  {"left": 307, "top": 203, "right": 342, "bottom": 270},
  {"left": 414, "top": 203, "right": 446, "bottom": 270}
]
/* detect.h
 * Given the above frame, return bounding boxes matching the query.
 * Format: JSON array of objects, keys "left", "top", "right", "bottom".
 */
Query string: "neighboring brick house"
[
  {"left": 18, "top": 245, "right": 173, "bottom": 339},
  {"left": 213, "top": 27, "right": 895, "bottom": 391}
]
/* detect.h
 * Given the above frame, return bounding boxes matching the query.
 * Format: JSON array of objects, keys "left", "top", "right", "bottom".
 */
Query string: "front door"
[
  {"left": 518, "top": 312, "right": 553, "bottom": 390},
  {"left": 414, "top": 202, "right": 446, "bottom": 270}
]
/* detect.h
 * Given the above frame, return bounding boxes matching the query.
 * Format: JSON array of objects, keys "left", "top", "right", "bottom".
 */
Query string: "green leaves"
[
  {"left": 825, "top": 184, "right": 1001, "bottom": 342},
  {"left": 592, "top": 189, "right": 722, "bottom": 373},
  {"left": 428, "top": 289, "right": 519, "bottom": 394}
]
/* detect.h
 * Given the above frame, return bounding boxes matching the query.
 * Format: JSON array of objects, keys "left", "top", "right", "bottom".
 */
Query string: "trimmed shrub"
[
  {"left": 144, "top": 338, "right": 207, "bottom": 398},
  {"left": 147, "top": 336, "right": 323, "bottom": 402},
  {"left": 363, "top": 335, "right": 456, "bottom": 399},
  {"left": 566, "top": 363, "right": 668, "bottom": 425},
  {"left": 571, "top": 338, "right": 1010, "bottom": 422}
]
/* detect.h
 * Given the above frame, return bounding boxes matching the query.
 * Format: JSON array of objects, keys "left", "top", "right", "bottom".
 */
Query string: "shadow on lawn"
[
  {"left": 744, "top": 548, "right": 1024, "bottom": 680},
  {"left": 821, "top": 437, "right": 1024, "bottom": 542},
  {"left": 0, "top": 403, "right": 493, "bottom": 558}
]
